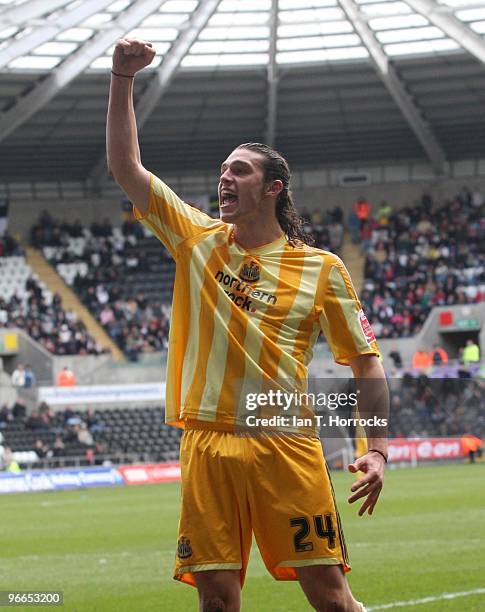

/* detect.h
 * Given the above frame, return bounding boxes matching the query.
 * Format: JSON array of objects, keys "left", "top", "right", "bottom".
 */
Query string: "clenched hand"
[{"left": 112, "top": 38, "right": 156, "bottom": 77}]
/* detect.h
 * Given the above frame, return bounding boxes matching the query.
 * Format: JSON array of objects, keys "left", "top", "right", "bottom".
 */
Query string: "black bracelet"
[
  {"left": 369, "top": 449, "right": 388, "bottom": 463},
  {"left": 111, "top": 70, "right": 135, "bottom": 79}
]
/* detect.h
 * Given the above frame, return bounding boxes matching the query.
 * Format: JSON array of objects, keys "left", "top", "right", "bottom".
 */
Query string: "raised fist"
[{"left": 112, "top": 38, "right": 156, "bottom": 76}]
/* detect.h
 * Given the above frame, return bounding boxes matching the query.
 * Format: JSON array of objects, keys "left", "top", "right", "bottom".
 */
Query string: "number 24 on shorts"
[{"left": 290, "top": 514, "right": 336, "bottom": 552}]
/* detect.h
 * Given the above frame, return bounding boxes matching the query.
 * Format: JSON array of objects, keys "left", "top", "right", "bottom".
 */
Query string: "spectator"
[
  {"left": 376, "top": 201, "right": 392, "bottom": 225},
  {"left": 388, "top": 349, "right": 403, "bottom": 369},
  {"left": 2, "top": 447, "right": 21, "bottom": 473},
  {"left": 26, "top": 412, "right": 47, "bottom": 431},
  {"left": 57, "top": 366, "right": 77, "bottom": 387},
  {"left": 38, "top": 402, "right": 54, "bottom": 427},
  {"left": 412, "top": 349, "right": 432, "bottom": 370},
  {"left": 461, "top": 434, "right": 484, "bottom": 463},
  {"left": 463, "top": 339, "right": 480, "bottom": 365},
  {"left": 11, "top": 363, "right": 25, "bottom": 387},
  {"left": 11, "top": 399, "right": 27, "bottom": 420},
  {"left": 52, "top": 435, "right": 65, "bottom": 457},
  {"left": 353, "top": 196, "right": 372, "bottom": 229},
  {"left": 429, "top": 344, "right": 449, "bottom": 366},
  {"left": 77, "top": 423, "right": 94, "bottom": 446},
  {"left": 24, "top": 364, "right": 37, "bottom": 388},
  {"left": 0, "top": 404, "right": 11, "bottom": 425},
  {"left": 34, "top": 439, "right": 50, "bottom": 459}
]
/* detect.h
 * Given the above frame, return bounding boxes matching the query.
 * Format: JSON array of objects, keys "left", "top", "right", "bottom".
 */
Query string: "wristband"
[
  {"left": 369, "top": 449, "right": 388, "bottom": 463},
  {"left": 111, "top": 70, "right": 135, "bottom": 79}
]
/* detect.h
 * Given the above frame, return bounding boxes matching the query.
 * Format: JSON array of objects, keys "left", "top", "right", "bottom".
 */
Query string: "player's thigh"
[
  {"left": 195, "top": 569, "right": 241, "bottom": 612},
  {"left": 175, "top": 430, "right": 251, "bottom": 587}
]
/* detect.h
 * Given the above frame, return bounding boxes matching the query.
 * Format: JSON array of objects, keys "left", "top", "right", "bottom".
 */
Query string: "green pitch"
[{"left": 1, "top": 464, "right": 484, "bottom": 611}]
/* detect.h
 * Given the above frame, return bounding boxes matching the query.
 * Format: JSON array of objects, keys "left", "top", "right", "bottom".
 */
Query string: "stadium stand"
[
  {"left": 32, "top": 214, "right": 172, "bottom": 360},
  {"left": 30, "top": 189, "right": 483, "bottom": 355},
  {"left": 27, "top": 189, "right": 483, "bottom": 356},
  {"left": 1, "top": 371, "right": 482, "bottom": 469},
  {"left": 31, "top": 207, "right": 345, "bottom": 359},
  {"left": 357, "top": 189, "right": 484, "bottom": 339},
  {"left": 0, "top": 403, "right": 181, "bottom": 467},
  {"left": 0, "top": 235, "right": 105, "bottom": 356},
  {"left": 389, "top": 374, "right": 484, "bottom": 439}
]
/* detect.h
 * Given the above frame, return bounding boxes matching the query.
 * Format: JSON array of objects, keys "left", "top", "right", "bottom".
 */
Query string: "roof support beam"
[
  {"left": 0, "top": 0, "right": 115, "bottom": 70},
  {"left": 0, "top": 0, "right": 70, "bottom": 30},
  {"left": 406, "top": 0, "right": 485, "bottom": 65},
  {"left": 89, "top": 0, "right": 222, "bottom": 187},
  {"left": 135, "top": 0, "right": 222, "bottom": 127},
  {"left": 338, "top": 0, "right": 446, "bottom": 175},
  {"left": 265, "top": 0, "right": 279, "bottom": 147},
  {"left": 0, "top": 0, "right": 166, "bottom": 145}
]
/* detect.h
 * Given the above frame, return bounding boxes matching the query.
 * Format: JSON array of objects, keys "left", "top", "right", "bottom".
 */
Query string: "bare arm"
[
  {"left": 347, "top": 354, "right": 389, "bottom": 516},
  {"left": 106, "top": 39, "right": 156, "bottom": 214}
]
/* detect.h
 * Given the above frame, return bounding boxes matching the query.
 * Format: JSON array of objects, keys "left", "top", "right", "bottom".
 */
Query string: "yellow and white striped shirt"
[{"left": 136, "top": 174, "right": 379, "bottom": 429}]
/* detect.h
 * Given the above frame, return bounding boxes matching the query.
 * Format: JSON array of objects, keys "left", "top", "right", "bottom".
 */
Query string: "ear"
[{"left": 265, "top": 179, "right": 284, "bottom": 198}]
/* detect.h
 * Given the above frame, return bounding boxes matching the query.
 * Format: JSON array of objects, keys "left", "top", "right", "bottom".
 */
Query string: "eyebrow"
[{"left": 220, "top": 159, "right": 253, "bottom": 173}]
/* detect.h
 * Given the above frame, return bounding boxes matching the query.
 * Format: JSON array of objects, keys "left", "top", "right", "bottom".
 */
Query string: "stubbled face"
[{"left": 218, "top": 148, "right": 268, "bottom": 224}]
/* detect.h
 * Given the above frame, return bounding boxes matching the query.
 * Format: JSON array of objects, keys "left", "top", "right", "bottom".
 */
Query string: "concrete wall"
[
  {"left": 6, "top": 159, "right": 485, "bottom": 242},
  {"left": 4, "top": 329, "right": 54, "bottom": 385},
  {"left": 52, "top": 354, "right": 113, "bottom": 385}
]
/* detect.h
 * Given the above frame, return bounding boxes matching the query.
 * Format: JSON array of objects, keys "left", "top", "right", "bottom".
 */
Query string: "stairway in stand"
[
  {"left": 340, "top": 231, "right": 364, "bottom": 294},
  {"left": 25, "top": 247, "right": 125, "bottom": 362}
]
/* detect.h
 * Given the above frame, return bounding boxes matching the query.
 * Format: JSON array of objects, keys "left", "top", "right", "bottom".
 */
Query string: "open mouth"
[{"left": 220, "top": 193, "right": 239, "bottom": 208}]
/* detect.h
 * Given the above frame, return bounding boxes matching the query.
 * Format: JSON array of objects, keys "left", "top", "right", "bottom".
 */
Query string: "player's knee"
[
  {"left": 201, "top": 595, "right": 238, "bottom": 612},
  {"left": 307, "top": 588, "right": 351, "bottom": 612},
  {"left": 201, "top": 596, "right": 225, "bottom": 612}
]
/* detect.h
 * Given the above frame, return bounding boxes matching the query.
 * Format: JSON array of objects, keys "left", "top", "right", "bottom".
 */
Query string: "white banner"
[{"left": 38, "top": 383, "right": 166, "bottom": 405}]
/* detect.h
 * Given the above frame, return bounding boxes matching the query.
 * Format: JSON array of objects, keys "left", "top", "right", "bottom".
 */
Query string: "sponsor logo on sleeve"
[{"left": 358, "top": 309, "right": 376, "bottom": 345}]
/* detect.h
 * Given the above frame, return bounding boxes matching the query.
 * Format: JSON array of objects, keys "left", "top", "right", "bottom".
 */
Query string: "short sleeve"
[
  {"left": 134, "top": 173, "right": 224, "bottom": 257},
  {"left": 318, "top": 257, "right": 380, "bottom": 366}
]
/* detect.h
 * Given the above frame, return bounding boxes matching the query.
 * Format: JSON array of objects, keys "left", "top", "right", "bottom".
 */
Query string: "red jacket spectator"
[
  {"left": 57, "top": 366, "right": 76, "bottom": 387},
  {"left": 354, "top": 198, "right": 371, "bottom": 222},
  {"left": 412, "top": 350, "right": 432, "bottom": 369}
]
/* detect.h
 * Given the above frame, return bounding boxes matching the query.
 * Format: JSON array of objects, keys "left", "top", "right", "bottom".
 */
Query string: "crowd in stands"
[
  {"left": 0, "top": 233, "right": 105, "bottom": 356},
  {"left": 353, "top": 188, "right": 484, "bottom": 338},
  {"left": 0, "top": 400, "right": 181, "bottom": 468},
  {"left": 7, "top": 185, "right": 483, "bottom": 359},
  {"left": 389, "top": 375, "right": 484, "bottom": 440},
  {"left": 33, "top": 211, "right": 171, "bottom": 360},
  {"left": 301, "top": 206, "right": 344, "bottom": 253},
  {"left": 31, "top": 205, "right": 344, "bottom": 359},
  {"left": 0, "top": 231, "right": 23, "bottom": 257}
]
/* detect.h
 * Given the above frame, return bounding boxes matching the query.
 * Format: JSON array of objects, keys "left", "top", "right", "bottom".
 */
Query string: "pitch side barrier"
[
  {"left": 0, "top": 438, "right": 475, "bottom": 495},
  {"left": 0, "top": 462, "right": 181, "bottom": 495}
]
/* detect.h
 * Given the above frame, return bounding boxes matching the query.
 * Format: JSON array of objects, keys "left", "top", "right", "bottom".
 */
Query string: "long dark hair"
[{"left": 237, "top": 142, "right": 314, "bottom": 247}]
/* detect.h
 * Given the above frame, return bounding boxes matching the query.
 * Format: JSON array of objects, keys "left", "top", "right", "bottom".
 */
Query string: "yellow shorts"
[{"left": 174, "top": 428, "right": 350, "bottom": 587}]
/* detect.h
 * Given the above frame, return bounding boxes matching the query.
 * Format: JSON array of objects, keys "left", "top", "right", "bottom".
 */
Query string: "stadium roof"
[{"left": 1, "top": 0, "right": 485, "bottom": 184}]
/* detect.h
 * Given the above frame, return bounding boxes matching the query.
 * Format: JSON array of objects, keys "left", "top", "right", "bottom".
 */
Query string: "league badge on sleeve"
[{"left": 358, "top": 309, "right": 376, "bottom": 346}]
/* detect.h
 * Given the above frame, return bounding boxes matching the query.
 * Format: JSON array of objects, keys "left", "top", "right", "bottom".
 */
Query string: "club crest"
[
  {"left": 177, "top": 537, "right": 193, "bottom": 559},
  {"left": 239, "top": 261, "right": 260, "bottom": 283}
]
